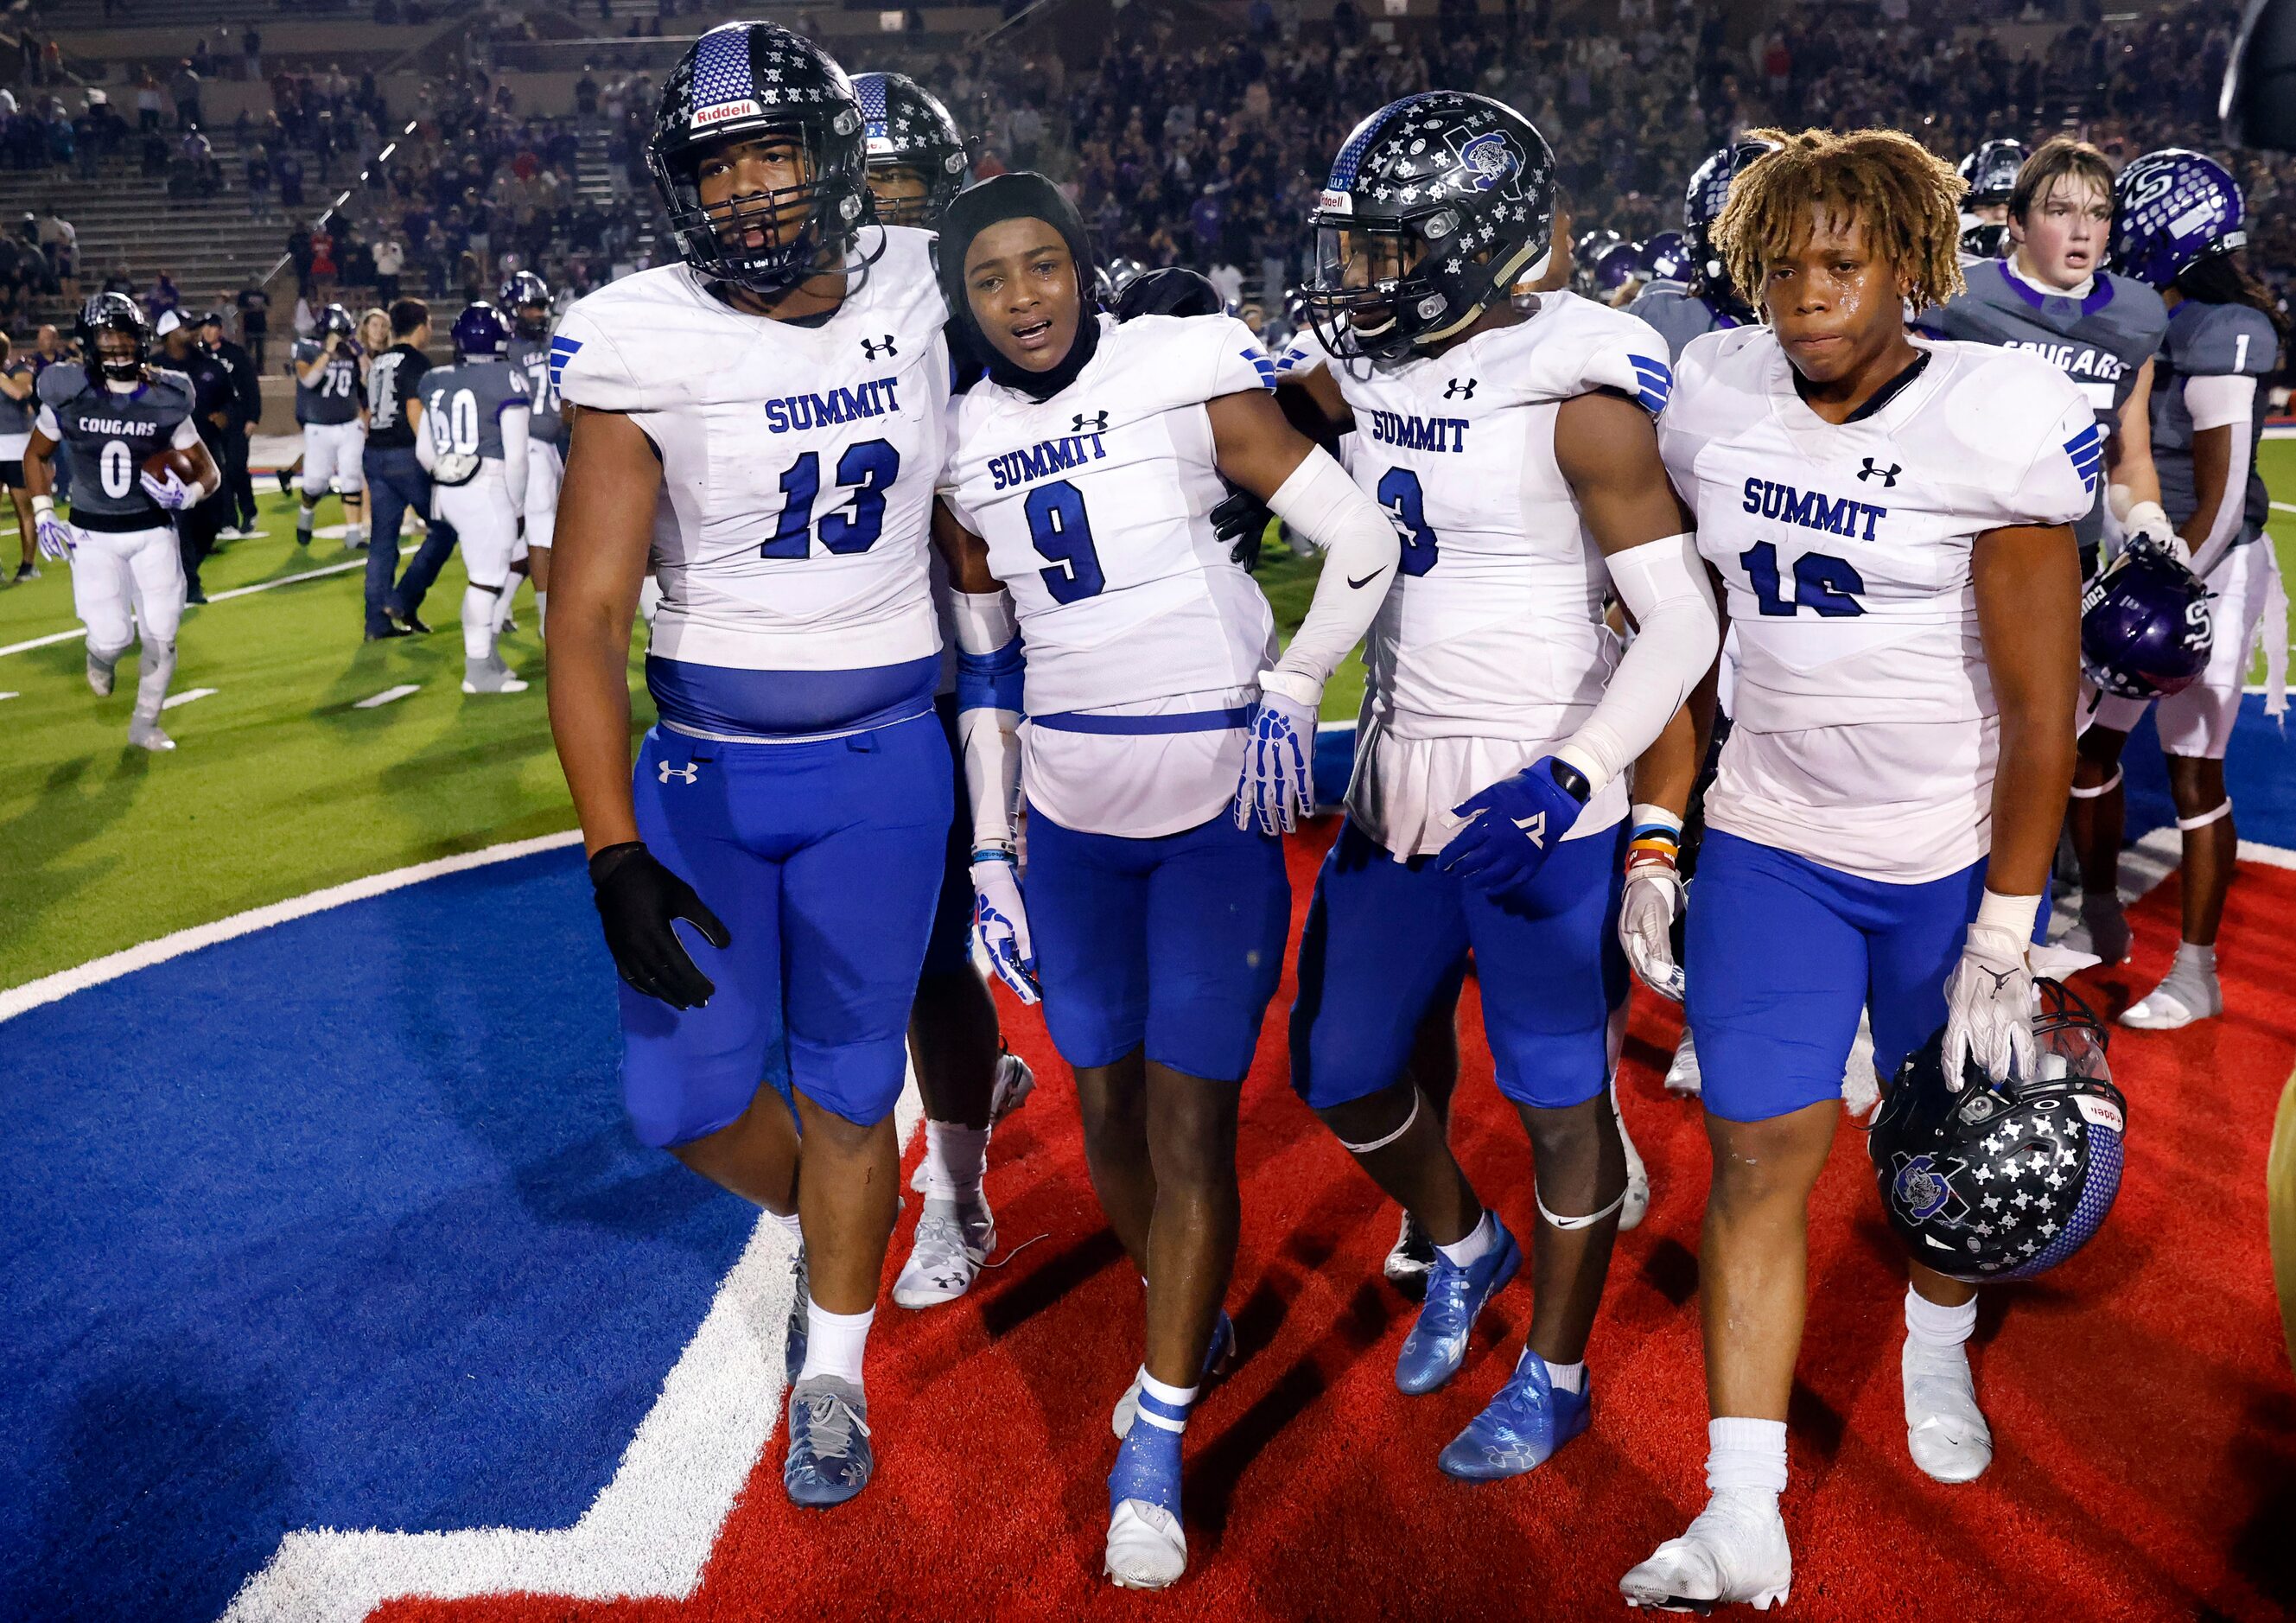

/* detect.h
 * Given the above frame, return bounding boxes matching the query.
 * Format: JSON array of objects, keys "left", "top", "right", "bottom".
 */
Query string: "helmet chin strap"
[{"left": 1414, "top": 237, "right": 1542, "bottom": 349}]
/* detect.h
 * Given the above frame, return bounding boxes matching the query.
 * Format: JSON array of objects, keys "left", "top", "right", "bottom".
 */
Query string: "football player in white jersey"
[
  {"left": 545, "top": 22, "right": 954, "bottom": 1512},
  {"left": 844, "top": 66, "right": 1043, "bottom": 1313},
  {"left": 933, "top": 174, "right": 1399, "bottom": 1590},
  {"left": 2065, "top": 150, "right": 2286, "bottom": 1030},
  {"left": 1276, "top": 92, "right": 1719, "bottom": 1486},
  {"left": 1619, "top": 130, "right": 2094, "bottom": 1612}
]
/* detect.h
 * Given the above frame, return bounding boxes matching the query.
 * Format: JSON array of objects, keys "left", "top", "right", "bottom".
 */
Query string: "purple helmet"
[
  {"left": 1591, "top": 240, "right": 1640, "bottom": 296},
  {"left": 2110, "top": 149, "right": 2246, "bottom": 289},
  {"left": 1639, "top": 229, "right": 1691, "bottom": 284},
  {"left": 451, "top": 301, "right": 511, "bottom": 360},
  {"left": 2080, "top": 538, "right": 2214, "bottom": 699}
]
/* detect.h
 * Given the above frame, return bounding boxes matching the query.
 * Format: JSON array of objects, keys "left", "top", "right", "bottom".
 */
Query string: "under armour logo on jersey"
[
  {"left": 1858, "top": 457, "right": 1902, "bottom": 487},
  {"left": 860, "top": 334, "right": 898, "bottom": 360},
  {"left": 1512, "top": 811, "right": 1547, "bottom": 847},
  {"left": 658, "top": 761, "right": 700, "bottom": 785},
  {"left": 1444, "top": 377, "right": 1477, "bottom": 400},
  {"left": 1072, "top": 411, "right": 1109, "bottom": 432}
]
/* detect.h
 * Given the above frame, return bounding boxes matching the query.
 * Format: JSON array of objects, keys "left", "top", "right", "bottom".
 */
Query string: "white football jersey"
[
  {"left": 1661, "top": 328, "right": 2096, "bottom": 882},
  {"left": 550, "top": 228, "right": 951, "bottom": 679},
  {"left": 1282, "top": 292, "right": 1676, "bottom": 857},
  {"left": 941, "top": 313, "right": 1281, "bottom": 837}
]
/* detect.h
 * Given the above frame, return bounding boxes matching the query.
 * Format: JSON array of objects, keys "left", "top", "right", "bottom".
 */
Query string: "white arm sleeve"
[
  {"left": 1262, "top": 445, "right": 1402, "bottom": 705},
  {"left": 1554, "top": 532, "right": 1720, "bottom": 797},
  {"left": 951, "top": 588, "right": 1024, "bottom": 851},
  {"left": 2181, "top": 373, "right": 2256, "bottom": 579},
  {"left": 500, "top": 404, "right": 530, "bottom": 512},
  {"left": 169, "top": 417, "right": 201, "bottom": 450},
  {"left": 414, "top": 411, "right": 436, "bottom": 472}
]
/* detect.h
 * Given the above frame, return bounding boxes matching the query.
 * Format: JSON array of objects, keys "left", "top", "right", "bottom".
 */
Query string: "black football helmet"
[
  {"left": 648, "top": 22, "right": 871, "bottom": 295},
  {"left": 1303, "top": 92, "right": 1556, "bottom": 367},
  {"left": 1685, "top": 138, "right": 1779, "bottom": 309},
  {"left": 1960, "top": 220, "right": 2009, "bottom": 261},
  {"left": 1959, "top": 138, "right": 2029, "bottom": 209},
  {"left": 851, "top": 70, "right": 967, "bottom": 227},
  {"left": 78, "top": 291, "right": 149, "bottom": 383},
  {"left": 1115, "top": 265, "right": 1227, "bottom": 321},
  {"left": 1870, "top": 982, "right": 2127, "bottom": 1284},
  {"left": 499, "top": 270, "right": 553, "bottom": 338}
]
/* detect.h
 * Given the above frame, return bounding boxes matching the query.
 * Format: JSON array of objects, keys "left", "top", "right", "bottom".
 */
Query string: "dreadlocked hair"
[{"left": 1714, "top": 127, "right": 1968, "bottom": 316}]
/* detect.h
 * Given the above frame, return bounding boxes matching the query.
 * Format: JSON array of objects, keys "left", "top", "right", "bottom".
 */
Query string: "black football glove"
[
  {"left": 1211, "top": 482, "right": 1271, "bottom": 570},
  {"left": 588, "top": 841, "right": 730, "bottom": 1009}
]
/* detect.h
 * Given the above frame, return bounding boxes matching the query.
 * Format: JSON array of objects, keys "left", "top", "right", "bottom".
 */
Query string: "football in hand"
[{"left": 141, "top": 447, "right": 202, "bottom": 490}]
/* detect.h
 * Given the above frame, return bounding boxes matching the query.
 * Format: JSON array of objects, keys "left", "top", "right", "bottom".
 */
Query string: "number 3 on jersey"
[
  {"left": 1377, "top": 467, "right": 1439, "bottom": 577},
  {"left": 1740, "top": 540, "right": 1866, "bottom": 617},
  {"left": 762, "top": 439, "right": 900, "bottom": 557}
]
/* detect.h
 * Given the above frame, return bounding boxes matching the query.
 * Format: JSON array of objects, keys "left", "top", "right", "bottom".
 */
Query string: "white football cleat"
[
  {"left": 1104, "top": 1498, "right": 1187, "bottom": 1591},
  {"left": 128, "top": 716, "right": 175, "bottom": 752},
  {"left": 1903, "top": 1338, "right": 1993, "bottom": 1484},
  {"left": 1621, "top": 1490, "right": 1792, "bottom": 1612},
  {"left": 989, "top": 1049, "right": 1036, "bottom": 1122},
  {"left": 1663, "top": 1027, "right": 1702, "bottom": 1096},
  {"left": 892, "top": 1198, "right": 994, "bottom": 1309},
  {"left": 1613, "top": 1076, "right": 1649, "bottom": 1231},
  {"left": 2120, "top": 956, "right": 2222, "bottom": 1031}
]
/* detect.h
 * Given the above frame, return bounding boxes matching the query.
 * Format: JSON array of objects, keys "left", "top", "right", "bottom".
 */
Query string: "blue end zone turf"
[
  {"left": 0, "top": 849, "right": 760, "bottom": 1621},
  {"left": 2121, "top": 695, "right": 2296, "bottom": 849}
]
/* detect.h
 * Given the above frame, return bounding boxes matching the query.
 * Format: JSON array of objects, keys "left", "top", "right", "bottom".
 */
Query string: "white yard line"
[
  {"left": 160, "top": 687, "right": 217, "bottom": 710},
  {"left": 353, "top": 684, "right": 422, "bottom": 710},
  {"left": 0, "top": 560, "right": 365, "bottom": 659}
]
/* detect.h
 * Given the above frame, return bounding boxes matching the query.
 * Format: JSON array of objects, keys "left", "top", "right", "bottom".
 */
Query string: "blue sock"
[{"left": 1110, "top": 1368, "right": 1194, "bottom": 1514}]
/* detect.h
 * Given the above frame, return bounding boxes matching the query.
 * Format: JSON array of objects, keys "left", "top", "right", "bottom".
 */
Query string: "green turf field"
[{"left": 1, "top": 448, "right": 2292, "bottom": 993}]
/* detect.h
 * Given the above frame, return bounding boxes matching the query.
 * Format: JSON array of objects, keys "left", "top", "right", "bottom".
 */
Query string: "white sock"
[
  {"left": 797, "top": 1297, "right": 873, "bottom": 1387},
  {"left": 767, "top": 1208, "right": 803, "bottom": 1246},
  {"left": 2173, "top": 940, "right": 2216, "bottom": 975},
  {"left": 924, "top": 1119, "right": 989, "bottom": 1205},
  {"left": 1134, "top": 1369, "right": 1199, "bottom": 1435},
  {"left": 296, "top": 505, "right": 315, "bottom": 532},
  {"left": 1904, "top": 1284, "right": 1976, "bottom": 1349},
  {"left": 1705, "top": 1416, "right": 1788, "bottom": 1499},
  {"left": 1540, "top": 1355, "right": 1586, "bottom": 1395},
  {"left": 1434, "top": 1208, "right": 1497, "bottom": 1270},
  {"left": 462, "top": 586, "right": 497, "bottom": 660},
  {"left": 534, "top": 588, "right": 546, "bottom": 638}
]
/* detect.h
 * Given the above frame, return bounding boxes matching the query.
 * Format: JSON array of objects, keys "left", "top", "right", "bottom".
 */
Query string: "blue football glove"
[
  {"left": 970, "top": 851, "right": 1040, "bottom": 1005},
  {"left": 1233, "top": 682, "right": 1319, "bottom": 836},
  {"left": 1438, "top": 756, "right": 1591, "bottom": 901}
]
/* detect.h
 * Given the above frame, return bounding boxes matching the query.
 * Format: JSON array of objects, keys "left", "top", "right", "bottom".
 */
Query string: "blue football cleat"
[
  {"left": 1105, "top": 1410, "right": 1187, "bottom": 1588},
  {"left": 1111, "top": 1309, "right": 1234, "bottom": 1437},
  {"left": 1396, "top": 1219, "right": 1521, "bottom": 1395},
  {"left": 783, "top": 1374, "right": 874, "bottom": 1508},
  {"left": 1437, "top": 1351, "right": 1592, "bottom": 1480}
]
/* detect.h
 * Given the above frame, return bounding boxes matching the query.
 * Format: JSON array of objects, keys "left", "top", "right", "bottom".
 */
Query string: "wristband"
[
  {"left": 31, "top": 493, "right": 52, "bottom": 517},
  {"left": 1972, "top": 888, "right": 2042, "bottom": 944},
  {"left": 971, "top": 843, "right": 1017, "bottom": 864}
]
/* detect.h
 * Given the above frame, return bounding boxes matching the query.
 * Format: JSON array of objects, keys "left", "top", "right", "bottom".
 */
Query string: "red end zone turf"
[{"left": 380, "top": 824, "right": 2296, "bottom": 1622}]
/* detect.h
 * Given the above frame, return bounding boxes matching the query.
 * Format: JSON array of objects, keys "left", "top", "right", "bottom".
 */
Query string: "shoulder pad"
[
  {"left": 2171, "top": 300, "right": 2279, "bottom": 377},
  {"left": 1482, "top": 292, "right": 1674, "bottom": 413},
  {"left": 35, "top": 362, "right": 87, "bottom": 406}
]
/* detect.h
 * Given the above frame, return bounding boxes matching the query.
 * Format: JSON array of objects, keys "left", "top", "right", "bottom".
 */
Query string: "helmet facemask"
[
  {"left": 655, "top": 118, "right": 868, "bottom": 296},
  {"left": 1306, "top": 211, "right": 1528, "bottom": 370}
]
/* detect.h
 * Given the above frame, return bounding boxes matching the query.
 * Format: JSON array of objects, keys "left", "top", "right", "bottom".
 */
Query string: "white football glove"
[
  {"left": 970, "top": 851, "right": 1040, "bottom": 1006},
  {"left": 1941, "top": 919, "right": 2036, "bottom": 1089},
  {"left": 1619, "top": 852, "right": 1685, "bottom": 1002},
  {"left": 34, "top": 507, "right": 75, "bottom": 560},
  {"left": 2122, "top": 500, "right": 2188, "bottom": 566},
  {"left": 1233, "top": 673, "right": 1320, "bottom": 836},
  {"left": 139, "top": 468, "right": 194, "bottom": 510}
]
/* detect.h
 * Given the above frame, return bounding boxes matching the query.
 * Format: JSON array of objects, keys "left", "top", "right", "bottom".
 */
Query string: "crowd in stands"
[{"left": 1, "top": 0, "right": 2284, "bottom": 350}]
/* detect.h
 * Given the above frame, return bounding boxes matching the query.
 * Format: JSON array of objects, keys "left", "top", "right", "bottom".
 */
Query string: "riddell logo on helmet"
[
  {"left": 1317, "top": 189, "right": 1353, "bottom": 215},
  {"left": 692, "top": 99, "right": 762, "bottom": 129},
  {"left": 2073, "top": 1094, "right": 2125, "bottom": 1135}
]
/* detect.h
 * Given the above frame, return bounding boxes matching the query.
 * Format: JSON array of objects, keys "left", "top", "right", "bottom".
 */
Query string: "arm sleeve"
[
  {"left": 950, "top": 588, "right": 1024, "bottom": 851},
  {"left": 2180, "top": 372, "right": 2258, "bottom": 579},
  {"left": 169, "top": 417, "right": 200, "bottom": 450},
  {"left": 413, "top": 398, "right": 436, "bottom": 471},
  {"left": 1552, "top": 532, "right": 1721, "bottom": 796},
  {"left": 1262, "top": 445, "right": 1401, "bottom": 704},
  {"left": 34, "top": 403, "right": 58, "bottom": 439},
  {"left": 499, "top": 402, "right": 529, "bottom": 511}
]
